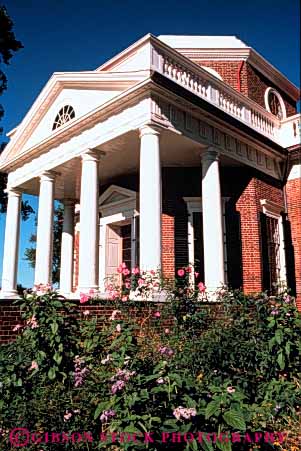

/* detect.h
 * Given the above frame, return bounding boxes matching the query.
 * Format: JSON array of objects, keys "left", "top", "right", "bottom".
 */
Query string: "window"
[
  {"left": 183, "top": 197, "right": 228, "bottom": 286},
  {"left": 52, "top": 105, "right": 75, "bottom": 130},
  {"left": 260, "top": 200, "right": 286, "bottom": 293},
  {"left": 264, "top": 88, "right": 286, "bottom": 120}
]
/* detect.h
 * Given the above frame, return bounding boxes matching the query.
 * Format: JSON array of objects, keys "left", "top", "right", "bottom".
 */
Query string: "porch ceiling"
[{"left": 19, "top": 128, "right": 243, "bottom": 199}]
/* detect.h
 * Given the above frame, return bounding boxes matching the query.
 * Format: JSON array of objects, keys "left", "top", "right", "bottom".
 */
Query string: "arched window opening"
[{"left": 52, "top": 105, "right": 75, "bottom": 130}]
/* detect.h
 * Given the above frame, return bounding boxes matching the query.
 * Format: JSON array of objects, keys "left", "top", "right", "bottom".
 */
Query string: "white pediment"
[
  {"left": 99, "top": 185, "right": 137, "bottom": 207},
  {"left": 23, "top": 87, "right": 121, "bottom": 151},
  {"left": 0, "top": 71, "right": 147, "bottom": 171}
]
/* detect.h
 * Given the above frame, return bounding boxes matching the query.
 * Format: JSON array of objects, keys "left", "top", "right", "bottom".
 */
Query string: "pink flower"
[
  {"left": 132, "top": 267, "right": 140, "bottom": 275},
  {"left": 227, "top": 386, "right": 236, "bottom": 394},
  {"left": 79, "top": 293, "right": 91, "bottom": 304},
  {"left": 121, "top": 295, "right": 129, "bottom": 302},
  {"left": 156, "top": 377, "right": 165, "bottom": 384},
  {"left": 122, "top": 268, "right": 130, "bottom": 276},
  {"left": 110, "top": 310, "right": 121, "bottom": 320},
  {"left": 150, "top": 270, "right": 156, "bottom": 275},
  {"left": 177, "top": 269, "right": 185, "bottom": 277},
  {"left": 186, "top": 266, "right": 192, "bottom": 273},
  {"left": 26, "top": 315, "right": 38, "bottom": 329},
  {"left": 138, "top": 278, "right": 144, "bottom": 286},
  {"left": 29, "top": 361, "right": 39, "bottom": 371},
  {"left": 117, "top": 267, "right": 123, "bottom": 274},
  {"left": 125, "top": 281, "right": 131, "bottom": 289},
  {"left": 116, "top": 324, "right": 121, "bottom": 332},
  {"left": 195, "top": 272, "right": 199, "bottom": 278},
  {"left": 64, "top": 411, "right": 72, "bottom": 422},
  {"left": 198, "top": 282, "right": 206, "bottom": 293},
  {"left": 13, "top": 324, "right": 22, "bottom": 332},
  {"left": 83, "top": 310, "right": 90, "bottom": 316},
  {"left": 164, "top": 328, "right": 170, "bottom": 334},
  {"left": 154, "top": 311, "right": 161, "bottom": 318},
  {"left": 122, "top": 262, "right": 127, "bottom": 269}
]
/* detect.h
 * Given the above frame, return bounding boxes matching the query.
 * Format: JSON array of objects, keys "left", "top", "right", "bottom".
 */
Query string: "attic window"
[
  {"left": 264, "top": 88, "right": 286, "bottom": 120},
  {"left": 52, "top": 105, "right": 75, "bottom": 130}
]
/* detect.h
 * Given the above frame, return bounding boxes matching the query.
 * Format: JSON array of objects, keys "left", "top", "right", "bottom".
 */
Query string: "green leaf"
[
  {"left": 48, "top": 367, "right": 56, "bottom": 380},
  {"left": 205, "top": 400, "right": 221, "bottom": 419},
  {"left": 199, "top": 437, "right": 214, "bottom": 451},
  {"left": 223, "top": 410, "right": 246, "bottom": 431},
  {"left": 53, "top": 352, "right": 62, "bottom": 365},
  {"left": 275, "top": 329, "right": 283, "bottom": 345},
  {"left": 216, "top": 439, "right": 232, "bottom": 451},
  {"left": 15, "top": 377, "right": 22, "bottom": 387},
  {"left": 277, "top": 352, "right": 285, "bottom": 370},
  {"left": 285, "top": 341, "right": 291, "bottom": 356},
  {"left": 51, "top": 322, "right": 58, "bottom": 335}
]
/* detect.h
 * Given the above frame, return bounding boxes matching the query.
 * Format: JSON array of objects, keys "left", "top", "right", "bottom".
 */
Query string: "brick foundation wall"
[
  {"left": 0, "top": 299, "right": 227, "bottom": 345},
  {"left": 162, "top": 211, "right": 175, "bottom": 278},
  {"left": 286, "top": 176, "right": 301, "bottom": 310}
]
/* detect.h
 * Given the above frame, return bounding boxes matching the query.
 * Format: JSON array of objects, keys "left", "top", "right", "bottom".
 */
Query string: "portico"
[{"left": 0, "top": 34, "right": 298, "bottom": 301}]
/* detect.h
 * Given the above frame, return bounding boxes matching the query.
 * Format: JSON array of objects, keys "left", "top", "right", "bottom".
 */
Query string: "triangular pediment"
[
  {"left": 0, "top": 71, "right": 147, "bottom": 171},
  {"left": 99, "top": 185, "right": 137, "bottom": 208}
]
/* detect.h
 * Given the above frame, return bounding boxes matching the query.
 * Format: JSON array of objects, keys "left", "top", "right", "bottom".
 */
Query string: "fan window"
[{"left": 52, "top": 105, "right": 75, "bottom": 130}]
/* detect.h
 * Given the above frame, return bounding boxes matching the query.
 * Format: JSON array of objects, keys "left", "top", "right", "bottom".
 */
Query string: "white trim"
[
  {"left": 260, "top": 199, "right": 287, "bottom": 286},
  {"left": 98, "top": 186, "right": 139, "bottom": 291},
  {"left": 264, "top": 87, "right": 287, "bottom": 120}
]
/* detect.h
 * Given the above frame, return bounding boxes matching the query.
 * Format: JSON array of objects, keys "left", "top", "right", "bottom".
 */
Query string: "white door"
[{"left": 105, "top": 225, "right": 122, "bottom": 282}]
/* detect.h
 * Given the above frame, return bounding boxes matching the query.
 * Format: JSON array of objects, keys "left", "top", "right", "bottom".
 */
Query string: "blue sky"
[{"left": 0, "top": 0, "right": 300, "bottom": 288}]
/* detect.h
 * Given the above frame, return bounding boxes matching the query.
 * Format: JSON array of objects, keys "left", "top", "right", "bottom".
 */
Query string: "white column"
[
  {"left": 1, "top": 188, "right": 22, "bottom": 298},
  {"left": 78, "top": 150, "right": 100, "bottom": 292},
  {"left": 34, "top": 171, "right": 55, "bottom": 286},
  {"left": 59, "top": 200, "right": 75, "bottom": 295},
  {"left": 139, "top": 125, "right": 162, "bottom": 271},
  {"left": 201, "top": 147, "right": 225, "bottom": 292}
]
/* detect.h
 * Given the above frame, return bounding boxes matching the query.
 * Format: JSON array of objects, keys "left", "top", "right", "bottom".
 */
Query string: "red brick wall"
[
  {"left": 197, "top": 60, "right": 248, "bottom": 95},
  {"left": 236, "top": 176, "right": 284, "bottom": 293},
  {"left": 286, "top": 176, "right": 301, "bottom": 310},
  {"left": 195, "top": 60, "right": 297, "bottom": 116},
  {"left": 246, "top": 64, "right": 297, "bottom": 116},
  {"left": 0, "top": 301, "right": 22, "bottom": 344}
]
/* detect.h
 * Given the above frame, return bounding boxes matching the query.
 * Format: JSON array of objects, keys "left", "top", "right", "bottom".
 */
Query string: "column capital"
[
  {"left": 40, "top": 170, "right": 56, "bottom": 182},
  {"left": 4, "top": 187, "right": 22, "bottom": 198},
  {"left": 201, "top": 146, "right": 220, "bottom": 162},
  {"left": 81, "top": 149, "right": 105, "bottom": 162},
  {"left": 139, "top": 124, "right": 163, "bottom": 138}
]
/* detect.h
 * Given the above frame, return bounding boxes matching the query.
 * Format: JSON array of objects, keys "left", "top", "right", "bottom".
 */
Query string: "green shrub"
[{"left": 0, "top": 275, "right": 300, "bottom": 451}]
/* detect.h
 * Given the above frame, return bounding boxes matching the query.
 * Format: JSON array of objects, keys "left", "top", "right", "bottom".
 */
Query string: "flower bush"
[{"left": 0, "top": 273, "right": 300, "bottom": 450}]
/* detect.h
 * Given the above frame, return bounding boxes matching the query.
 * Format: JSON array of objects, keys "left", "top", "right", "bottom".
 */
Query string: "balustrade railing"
[{"left": 151, "top": 40, "right": 282, "bottom": 143}]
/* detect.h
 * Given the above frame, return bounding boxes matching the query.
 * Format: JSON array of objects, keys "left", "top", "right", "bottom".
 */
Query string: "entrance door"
[{"left": 106, "top": 225, "right": 122, "bottom": 282}]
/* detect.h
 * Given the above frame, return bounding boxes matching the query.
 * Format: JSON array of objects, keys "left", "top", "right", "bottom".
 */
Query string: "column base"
[{"left": 0, "top": 289, "right": 21, "bottom": 299}]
